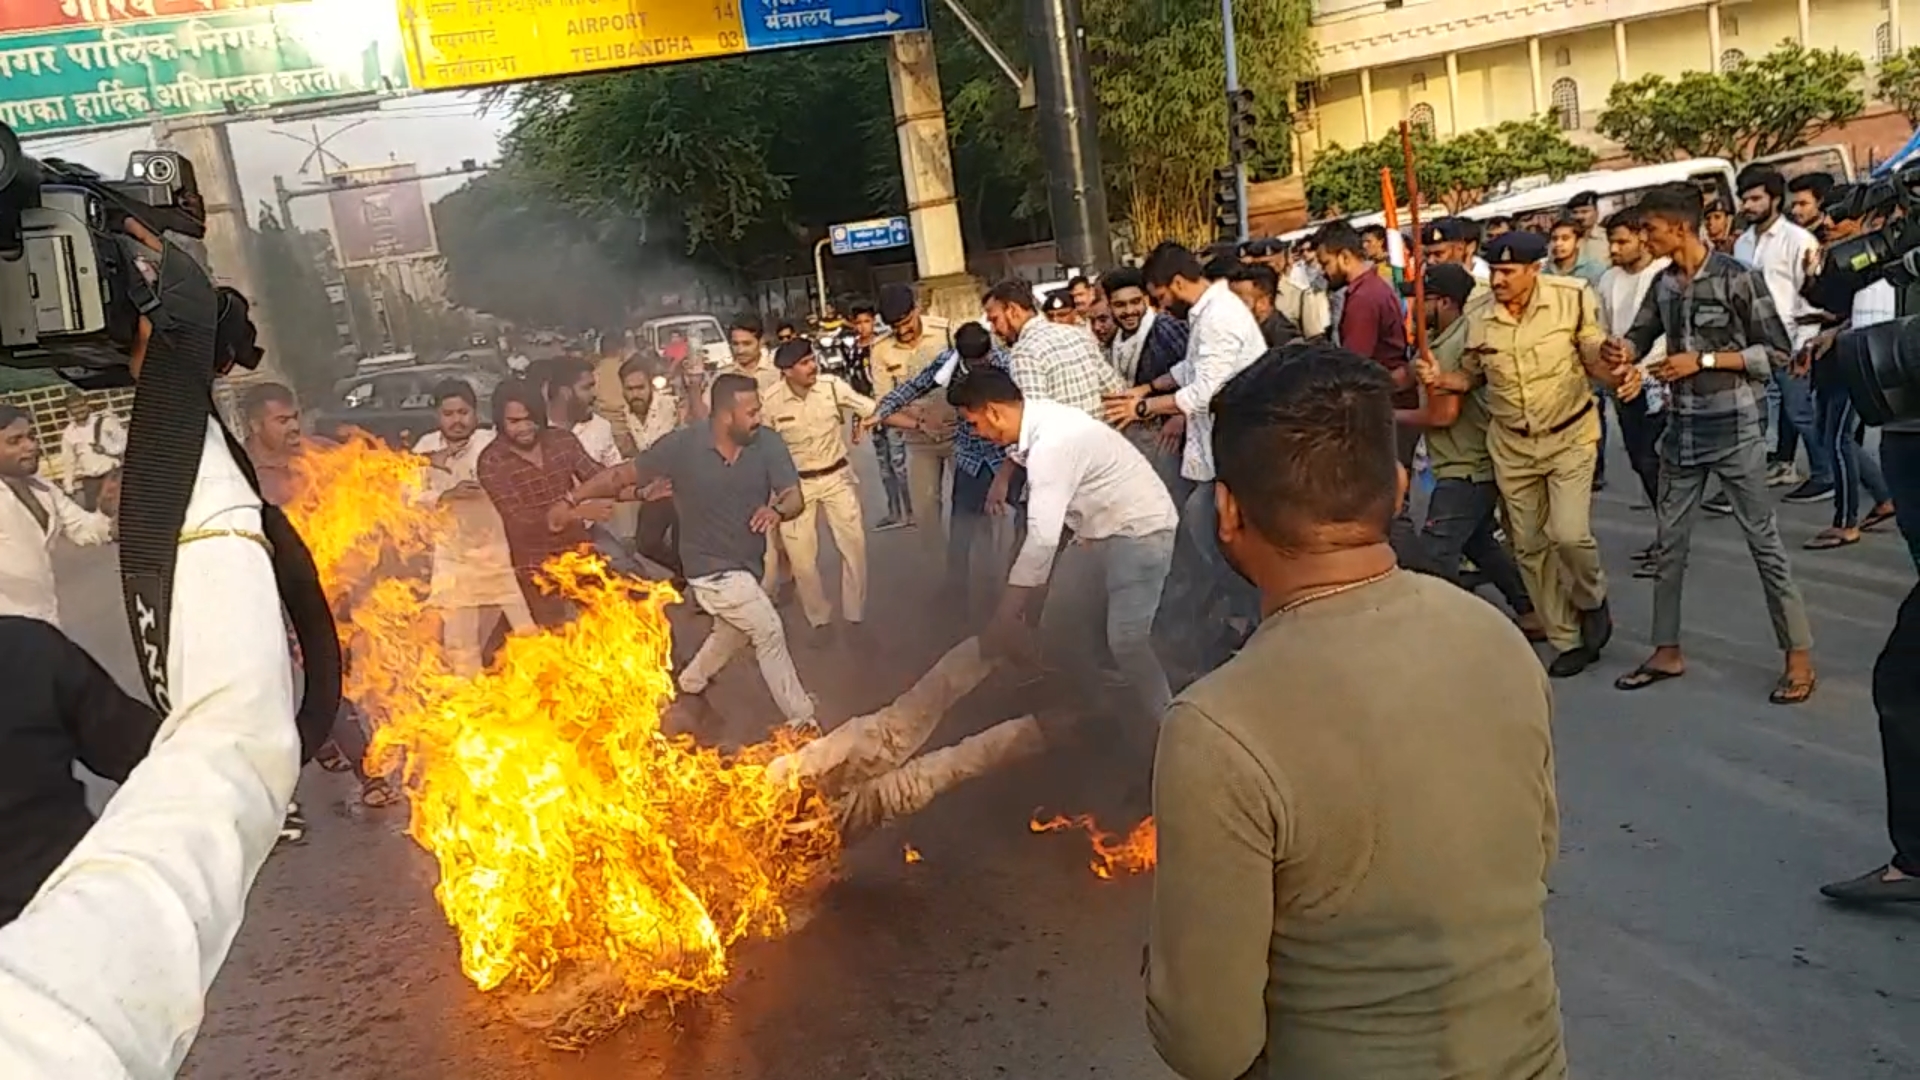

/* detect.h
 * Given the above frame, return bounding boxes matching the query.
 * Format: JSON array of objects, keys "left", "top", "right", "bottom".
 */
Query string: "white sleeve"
[
  {"left": 101, "top": 416, "right": 128, "bottom": 459},
  {"left": 0, "top": 420, "right": 299, "bottom": 1080},
  {"left": 57, "top": 432, "right": 78, "bottom": 493},
  {"left": 1008, "top": 443, "right": 1074, "bottom": 588},
  {"left": 1172, "top": 321, "right": 1245, "bottom": 417},
  {"left": 49, "top": 485, "right": 112, "bottom": 547}
]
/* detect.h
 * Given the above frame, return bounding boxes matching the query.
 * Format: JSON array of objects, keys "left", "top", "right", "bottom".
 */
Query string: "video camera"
[
  {"left": 0, "top": 120, "right": 261, "bottom": 387},
  {"left": 1803, "top": 160, "right": 1920, "bottom": 427}
]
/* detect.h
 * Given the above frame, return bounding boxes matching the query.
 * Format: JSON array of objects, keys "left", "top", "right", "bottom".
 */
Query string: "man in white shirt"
[
  {"left": 952, "top": 366, "right": 1179, "bottom": 738},
  {"left": 542, "top": 356, "right": 623, "bottom": 468},
  {"left": 1103, "top": 242, "right": 1267, "bottom": 665},
  {"left": 1597, "top": 207, "right": 1671, "bottom": 539},
  {"left": 56, "top": 393, "right": 124, "bottom": 513},
  {"left": 984, "top": 278, "right": 1125, "bottom": 417},
  {"left": 1734, "top": 165, "right": 1831, "bottom": 503},
  {"left": 412, "top": 380, "right": 533, "bottom": 676},
  {"left": 0, "top": 404, "right": 113, "bottom": 629}
]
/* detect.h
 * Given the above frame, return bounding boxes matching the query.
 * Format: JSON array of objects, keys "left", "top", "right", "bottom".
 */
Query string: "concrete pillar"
[
  {"left": 1893, "top": 0, "right": 1904, "bottom": 52},
  {"left": 1797, "top": 0, "right": 1810, "bottom": 45},
  {"left": 155, "top": 118, "right": 282, "bottom": 380},
  {"left": 1360, "top": 68, "right": 1375, "bottom": 139},
  {"left": 1707, "top": 4, "right": 1722, "bottom": 70},
  {"left": 1444, "top": 52, "right": 1461, "bottom": 135},
  {"left": 885, "top": 30, "right": 969, "bottom": 300},
  {"left": 1527, "top": 38, "right": 1544, "bottom": 117},
  {"left": 1613, "top": 21, "right": 1629, "bottom": 81}
]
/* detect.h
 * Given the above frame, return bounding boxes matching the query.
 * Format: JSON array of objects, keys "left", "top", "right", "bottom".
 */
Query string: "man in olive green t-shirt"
[{"left": 1399, "top": 263, "right": 1539, "bottom": 637}]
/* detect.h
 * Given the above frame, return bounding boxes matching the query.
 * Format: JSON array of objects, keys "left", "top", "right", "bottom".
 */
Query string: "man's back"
[
  {"left": 1011, "top": 317, "right": 1125, "bottom": 416},
  {"left": 1150, "top": 571, "right": 1565, "bottom": 1080}
]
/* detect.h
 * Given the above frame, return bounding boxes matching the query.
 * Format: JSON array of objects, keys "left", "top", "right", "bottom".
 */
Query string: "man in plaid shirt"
[
  {"left": 1604, "top": 183, "right": 1816, "bottom": 704},
  {"left": 984, "top": 278, "right": 1124, "bottom": 417},
  {"left": 869, "top": 322, "right": 1019, "bottom": 618},
  {"left": 476, "top": 379, "right": 611, "bottom": 628}
]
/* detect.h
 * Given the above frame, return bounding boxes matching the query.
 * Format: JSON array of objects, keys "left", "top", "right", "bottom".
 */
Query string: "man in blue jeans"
[{"left": 950, "top": 366, "right": 1180, "bottom": 739}]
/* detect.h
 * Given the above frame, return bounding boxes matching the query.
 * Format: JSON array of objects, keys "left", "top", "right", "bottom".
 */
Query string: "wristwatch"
[
  {"left": 1701, "top": 353, "right": 1718, "bottom": 369},
  {"left": 1134, "top": 397, "right": 1151, "bottom": 420}
]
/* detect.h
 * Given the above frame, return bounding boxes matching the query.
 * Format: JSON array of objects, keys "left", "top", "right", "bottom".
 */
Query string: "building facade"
[{"left": 1303, "top": 0, "right": 1910, "bottom": 162}]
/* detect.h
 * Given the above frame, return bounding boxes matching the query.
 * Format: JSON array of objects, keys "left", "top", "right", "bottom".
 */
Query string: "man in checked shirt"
[{"left": 1602, "top": 183, "right": 1817, "bottom": 705}]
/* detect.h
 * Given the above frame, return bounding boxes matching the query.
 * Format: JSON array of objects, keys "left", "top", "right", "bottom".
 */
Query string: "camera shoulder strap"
[{"left": 114, "top": 236, "right": 340, "bottom": 761}]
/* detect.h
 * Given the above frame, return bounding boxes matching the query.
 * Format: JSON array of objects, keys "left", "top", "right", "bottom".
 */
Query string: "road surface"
[{"left": 51, "top": 453, "right": 1920, "bottom": 1080}]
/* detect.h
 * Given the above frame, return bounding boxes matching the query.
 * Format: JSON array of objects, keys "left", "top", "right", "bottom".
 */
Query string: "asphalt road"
[{"left": 51, "top": 444, "right": 1920, "bottom": 1080}]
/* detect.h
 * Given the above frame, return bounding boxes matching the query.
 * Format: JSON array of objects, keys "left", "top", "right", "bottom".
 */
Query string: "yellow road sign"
[{"left": 400, "top": 0, "right": 748, "bottom": 90}]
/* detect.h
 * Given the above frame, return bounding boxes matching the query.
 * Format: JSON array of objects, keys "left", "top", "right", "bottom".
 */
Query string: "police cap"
[
  {"left": 1482, "top": 230, "right": 1549, "bottom": 266},
  {"left": 1041, "top": 288, "right": 1074, "bottom": 313},
  {"left": 773, "top": 338, "right": 815, "bottom": 370},
  {"left": 1420, "top": 217, "right": 1468, "bottom": 246}
]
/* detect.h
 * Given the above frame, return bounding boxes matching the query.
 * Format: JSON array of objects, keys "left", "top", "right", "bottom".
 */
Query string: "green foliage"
[
  {"left": 1304, "top": 116, "right": 1595, "bottom": 217},
  {"left": 1597, "top": 40, "right": 1865, "bottom": 162},
  {"left": 1876, "top": 46, "right": 1920, "bottom": 128},
  {"left": 253, "top": 207, "right": 350, "bottom": 401}
]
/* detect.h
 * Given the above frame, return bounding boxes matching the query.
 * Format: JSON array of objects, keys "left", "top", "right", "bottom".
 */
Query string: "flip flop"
[
  {"left": 361, "top": 781, "right": 404, "bottom": 809},
  {"left": 1769, "top": 672, "right": 1817, "bottom": 706},
  {"left": 1615, "top": 665, "right": 1684, "bottom": 691},
  {"left": 1803, "top": 531, "right": 1861, "bottom": 550},
  {"left": 1863, "top": 506, "right": 1897, "bottom": 531}
]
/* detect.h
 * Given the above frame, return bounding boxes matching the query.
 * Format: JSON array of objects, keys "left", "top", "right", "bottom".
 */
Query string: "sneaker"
[
  {"left": 1703, "top": 492, "right": 1735, "bottom": 515},
  {"left": 873, "top": 515, "right": 909, "bottom": 532},
  {"left": 278, "top": 802, "right": 307, "bottom": 846},
  {"left": 1782, "top": 480, "right": 1835, "bottom": 504},
  {"left": 1765, "top": 461, "right": 1800, "bottom": 487}
]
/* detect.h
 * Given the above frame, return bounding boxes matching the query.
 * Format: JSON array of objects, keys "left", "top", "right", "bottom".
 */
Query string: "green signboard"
[{"left": 0, "top": 2, "right": 410, "bottom": 137}]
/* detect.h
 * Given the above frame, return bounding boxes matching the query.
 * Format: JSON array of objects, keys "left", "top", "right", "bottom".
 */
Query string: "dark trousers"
[
  {"left": 1871, "top": 581, "right": 1920, "bottom": 875},
  {"left": 1880, "top": 431, "right": 1920, "bottom": 571},
  {"left": 949, "top": 464, "right": 1026, "bottom": 618},
  {"left": 75, "top": 472, "right": 112, "bottom": 512},
  {"left": 1614, "top": 393, "right": 1666, "bottom": 508},
  {"left": 1420, "top": 477, "right": 1533, "bottom": 616},
  {"left": 1817, "top": 383, "right": 1892, "bottom": 530},
  {"left": 635, "top": 498, "right": 682, "bottom": 576}
]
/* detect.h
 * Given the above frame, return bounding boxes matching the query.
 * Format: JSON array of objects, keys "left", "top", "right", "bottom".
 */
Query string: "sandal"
[
  {"left": 1863, "top": 505, "right": 1897, "bottom": 531},
  {"left": 1769, "top": 672, "right": 1818, "bottom": 705},
  {"left": 316, "top": 744, "right": 352, "bottom": 773},
  {"left": 1615, "top": 665, "right": 1683, "bottom": 691},
  {"left": 1803, "top": 530, "right": 1860, "bottom": 550},
  {"left": 361, "top": 780, "right": 403, "bottom": 809}
]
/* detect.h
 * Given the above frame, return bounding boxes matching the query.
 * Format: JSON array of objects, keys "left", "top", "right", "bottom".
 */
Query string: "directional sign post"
[
  {"left": 744, "top": 0, "right": 928, "bottom": 51},
  {"left": 829, "top": 215, "right": 913, "bottom": 256}
]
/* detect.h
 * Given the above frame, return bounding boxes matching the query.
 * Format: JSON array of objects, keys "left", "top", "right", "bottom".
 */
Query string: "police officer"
[
  {"left": 1417, "top": 230, "right": 1641, "bottom": 677},
  {"left": 761, "top": 338, "right": 879, "bottom": 639}
]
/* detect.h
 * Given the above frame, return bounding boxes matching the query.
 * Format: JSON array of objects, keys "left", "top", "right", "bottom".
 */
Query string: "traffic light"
[
  {"left": 1212, "top": 166, "right": 1239, "bottom": 242},
  {"left": 1228, "top": 88, "right": 1257, "bottom": 162}
]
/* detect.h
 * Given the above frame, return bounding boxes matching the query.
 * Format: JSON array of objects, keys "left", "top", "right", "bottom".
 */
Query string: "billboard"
[
  {"left": 0, "top": 0, "right": 409, "bottom": 137},
  {"left": 327, "top": 163, "right": 437, "bottom": 267}
]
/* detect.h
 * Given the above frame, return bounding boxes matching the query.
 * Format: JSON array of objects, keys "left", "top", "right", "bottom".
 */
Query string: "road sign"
[
  {"left": 743, "top": 0, "right": 928, "bottom": 51},
  {"left": 829, "top": 215, "right": 911, "bottom": 256},
  {"left": 0, "top": 1, "right": 409, "bottom": 137},
  {"left": 328, "top": 163, "right": 439, "bottom": 266},
  {"left": 399, "top": 0, "right": 749, "bottom": 90}
]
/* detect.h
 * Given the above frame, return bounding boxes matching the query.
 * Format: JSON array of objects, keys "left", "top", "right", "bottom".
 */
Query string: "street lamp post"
[{"left": 1222, "top": 0, "right": 1249, "bottom": 243}]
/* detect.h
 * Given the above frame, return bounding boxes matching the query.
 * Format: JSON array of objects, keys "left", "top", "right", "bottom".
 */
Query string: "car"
[{"left": 313, "top": 363, "right": 504, "bottom": 449}]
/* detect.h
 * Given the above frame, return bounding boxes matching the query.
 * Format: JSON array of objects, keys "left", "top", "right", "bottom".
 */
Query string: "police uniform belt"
[
  {"left": 1503, "top": 398, "right": 1595, "bottom": 438},
  {"left": 797, "top": 458, "right": 850, "bottom": 480}
]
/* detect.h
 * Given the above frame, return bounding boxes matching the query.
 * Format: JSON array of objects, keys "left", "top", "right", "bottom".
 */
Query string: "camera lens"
[
  {"left": 136, "top": 153, "right": 178, "bottom": 186},
  {"left": 1838, "top": 318, "right": 1920, "bottom": 427}
]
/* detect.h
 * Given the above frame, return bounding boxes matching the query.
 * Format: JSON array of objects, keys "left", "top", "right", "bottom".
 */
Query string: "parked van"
[{"left": 1462, "top": 157, "right": 1740, "bottom": 224}]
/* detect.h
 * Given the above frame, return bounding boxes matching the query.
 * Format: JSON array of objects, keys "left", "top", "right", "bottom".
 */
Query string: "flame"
[
  {"left": 282, "top": 435, "right": 840, "bottom": 1031},
  {"left": 902, "top": 844, "right": 922, "bottom": 864},
  {"left": 1029, "top": 813, "right": 1157, "bottom": 879}
]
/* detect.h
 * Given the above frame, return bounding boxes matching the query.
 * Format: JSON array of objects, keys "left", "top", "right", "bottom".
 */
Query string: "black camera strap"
[{"left": 114, "top": 235, "right": 341, "bottom": 762}]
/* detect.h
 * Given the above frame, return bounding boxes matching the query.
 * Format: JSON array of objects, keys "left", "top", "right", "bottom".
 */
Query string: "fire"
[
  {"left": 1030, "top": 813, "right": 1157, "bottom": 879},
  {"left": 903, "top": 844, "right": 922, "bottom": 864},
  {"left": 282, "top": 434, "right": 840, "bottom": 1036}
]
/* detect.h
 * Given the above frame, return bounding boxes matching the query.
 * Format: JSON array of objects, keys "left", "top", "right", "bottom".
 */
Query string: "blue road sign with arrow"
[
  {"left": 744, "top": 0, "right": 930, "bottom": 51},
  {"left": 829, "top": 216, "right": 913, "bottom": 256}
]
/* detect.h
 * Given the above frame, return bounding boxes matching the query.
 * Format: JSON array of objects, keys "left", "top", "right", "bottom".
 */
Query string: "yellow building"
[{"left": 1302, "top": 0, "right": 1909, "bottom": 162}]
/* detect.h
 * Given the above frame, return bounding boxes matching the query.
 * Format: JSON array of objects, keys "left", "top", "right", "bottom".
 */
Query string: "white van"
[{"left": 1462, "top": 158, "right": 1740, "bottom": 225}]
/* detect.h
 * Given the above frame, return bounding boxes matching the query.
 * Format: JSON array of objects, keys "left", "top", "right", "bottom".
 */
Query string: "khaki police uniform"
[
  {"left": 869, "top": 315, "right": 954, "bottom": 544},
  {"left": 1462, "top": 273, "right": 1608, "bottom": 653},
  {"left": 762, "top": 372, "right": 878, "bottom": 628}
]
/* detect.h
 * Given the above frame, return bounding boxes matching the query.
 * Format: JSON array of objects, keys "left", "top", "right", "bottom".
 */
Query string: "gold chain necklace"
[{"left": 1276, "top": 567, "right": 1397, "bottom": 615}]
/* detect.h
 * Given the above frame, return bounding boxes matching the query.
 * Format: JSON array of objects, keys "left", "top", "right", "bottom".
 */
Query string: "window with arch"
[
  {"left": 1410, "top": 71, "right": 1427, "bottom": 91},
  {"left": 1408, "top": 102, "right": 1436, "bottom": 138},
  {"left": 1551, "top": 78, "right": 1580, "bottom": 131},
  {"left": 1879, "top": 22, "right": 1894, "bottom": 61},
  {"left": 1554, "top": 46, "right": 1572, "bottom": 67},
  {"left": 1720, "top": 48, "right": 1746, "bottom": 72}
]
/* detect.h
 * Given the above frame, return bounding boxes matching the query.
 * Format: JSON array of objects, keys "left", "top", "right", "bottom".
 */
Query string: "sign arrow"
[{"left": 834, "top": 9, "right": 902, "bottom": 29}]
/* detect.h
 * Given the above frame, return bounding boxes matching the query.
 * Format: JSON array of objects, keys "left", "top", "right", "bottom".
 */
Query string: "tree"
[
  {"left": 1597, "top": 40, "right": 1865, "bottom": 162},
  {"left": 1304, "top": 116, "right": 1596, "bottom": 217},
  {"left": 1876, "top": 46, "right": 1920, "bottom": 128},
  {"left": 254, "top": 207, "right": 351, "bottom": 402}
]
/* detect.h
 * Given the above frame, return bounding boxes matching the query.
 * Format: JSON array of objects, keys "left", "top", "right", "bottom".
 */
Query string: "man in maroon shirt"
[
  {"left": 476, "top": 380, "right": 613, "bottom": 626},
  {"left": 1317, "top": 222, "right": 1419, "bottom": 462}
]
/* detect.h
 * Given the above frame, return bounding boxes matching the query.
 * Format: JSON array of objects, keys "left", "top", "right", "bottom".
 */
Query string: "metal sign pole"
[{"left": 1222, "top": 0, "right": 1249, "bottom": 243}]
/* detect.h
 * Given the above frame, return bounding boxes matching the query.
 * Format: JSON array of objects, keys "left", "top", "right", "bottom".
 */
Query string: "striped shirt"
[
  {"left": 1622, "top": 252, "right": 1792, "bottom": 468},
  {"left": 875, "top": 346, "right": 1012, "bottom": 478}
]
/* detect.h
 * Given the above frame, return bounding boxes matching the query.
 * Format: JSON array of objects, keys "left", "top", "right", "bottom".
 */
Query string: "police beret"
[
  {"left": 1041, "top": 288, "right": 1074, "bottom": 313},
  {"left": 878, "top": 283, "right": 918, "bottom": 325},
  {"left": 1483, "top": 230, "right": 1549, "bottom": 265},
  {"left": 1420, "top": 218, "right": 1467, "bottom": 245},
  {"left": 773, "top": 339, "right": 814, "bottom": 369}
]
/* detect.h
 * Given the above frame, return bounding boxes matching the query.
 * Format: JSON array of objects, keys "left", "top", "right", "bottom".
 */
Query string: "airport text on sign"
[{"left": 830, "top": 215, "right": 911, "bottom": 256}]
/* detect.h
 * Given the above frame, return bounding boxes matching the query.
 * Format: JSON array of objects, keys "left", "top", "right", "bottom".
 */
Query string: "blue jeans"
[
  {"left": 871, "top": 427, "right": 911, "bottom": 518},
  {"left": 1818, "top": 383, "right": 1891, "bottom": 529},
  {"left": 1880, "top": 431, "right": 1920, "bottom": 571},
  {"left": 1042, "top": 529, "right": 1177, "bottom": 730},
  {"left": 1181, "top": 481, "right": 1261, "bottom": 656},
  {"left": 1773, "top": 368, "right": 1831, "bottom": 486}
]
